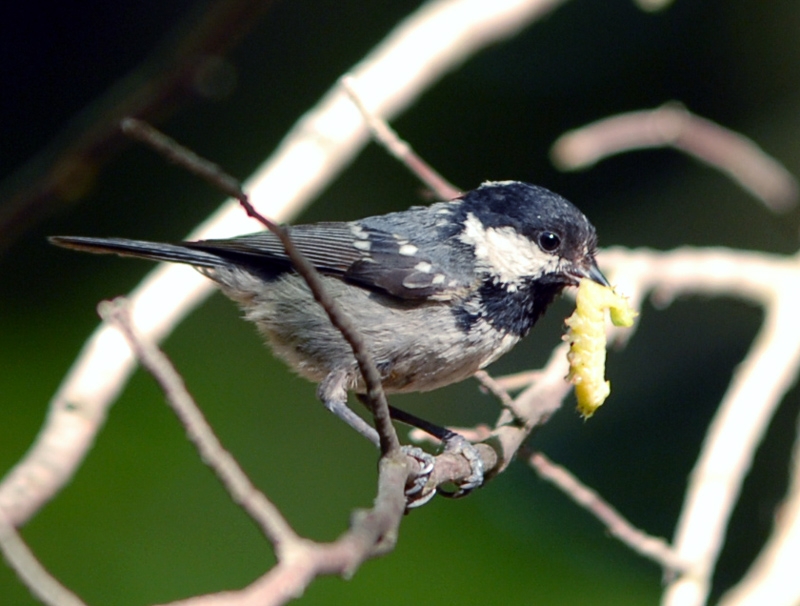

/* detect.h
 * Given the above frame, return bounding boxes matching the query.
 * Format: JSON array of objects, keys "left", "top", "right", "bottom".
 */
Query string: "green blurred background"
[{"left": 2, "top": 0, "right": 800, "bottom": 604}]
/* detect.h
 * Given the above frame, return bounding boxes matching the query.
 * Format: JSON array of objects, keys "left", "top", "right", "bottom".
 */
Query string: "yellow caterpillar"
[{"left": 564, "top": 279, "right": 637, "bottom": 418}]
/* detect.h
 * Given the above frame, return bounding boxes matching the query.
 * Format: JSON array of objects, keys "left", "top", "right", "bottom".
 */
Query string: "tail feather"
[{"left": 49, "top": 236, "right": 226, "bottom": 269}]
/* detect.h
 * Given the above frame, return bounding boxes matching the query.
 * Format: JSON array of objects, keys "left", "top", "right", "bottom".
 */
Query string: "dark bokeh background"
[{"left": 2, "top": 1, "right": 800, "bottom": 604}]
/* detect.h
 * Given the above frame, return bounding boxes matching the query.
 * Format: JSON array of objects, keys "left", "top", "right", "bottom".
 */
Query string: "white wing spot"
[
  {"left": 414, "top": 261, "right": 432, "bottom": 273},
  {"left": 399, "top": 243, "right": 418, "bottom": 256},
  {"left": 351, "top": 224, "right": 368, "bottom": 239},
  {"left": 432, "top": 274, "right": 446, "bottom": 285},
  {"left": 353, "top": 240, "right": 371, "bottom": 252}
]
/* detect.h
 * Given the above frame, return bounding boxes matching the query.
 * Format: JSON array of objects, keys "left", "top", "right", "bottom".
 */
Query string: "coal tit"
[{"left": 51, "top": 180, "right": 608, "bottom": 448}]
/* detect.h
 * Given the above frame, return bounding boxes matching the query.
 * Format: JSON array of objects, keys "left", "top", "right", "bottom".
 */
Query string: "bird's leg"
[
  {"left": 319, "top": 373, "right": 481, "bottom": 505},
  {"left": 317, "top": 374, "right": 436, "bottom": 503},
  {"left": 317, "top": 374, "right": 380, "bottom": 447}
]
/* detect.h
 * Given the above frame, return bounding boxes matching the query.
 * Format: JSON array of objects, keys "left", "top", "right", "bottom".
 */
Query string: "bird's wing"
[{"left": 189, "top": 222, "right": 470, "bottom": 301}]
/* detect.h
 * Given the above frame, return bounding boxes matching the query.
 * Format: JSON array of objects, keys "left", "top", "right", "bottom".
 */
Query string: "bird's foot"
[
  {"left": 401, "top": 445, "right": 437, "bottom": 508},
  {"left": 438, "top": 434, "right": 485, "bottom": 498}
]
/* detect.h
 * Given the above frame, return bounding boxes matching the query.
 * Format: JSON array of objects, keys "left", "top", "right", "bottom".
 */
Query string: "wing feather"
[{"left": 188, "top": 222, "right": 467, "bottom": 301}]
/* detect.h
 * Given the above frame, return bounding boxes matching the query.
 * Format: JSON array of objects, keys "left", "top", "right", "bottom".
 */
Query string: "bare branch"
[
  {"left": 598, "top": 247, "right": 800, "bottom": 606},
  {"left": 155, "top": 453, "right": 409, "bottom": 606},
  {"left": 487, "top": 342, "right": 574, "bottom": 475},
  {"left": 121, "top": 118, "right": 246, "bottom": 201},
  {"left": 405, "top": 347, "right": 577, "bottom": 481},
  {"left": 341, "top": 76, "right": 461, "bottom": 200},
  {"left": 718, "top": 409, "right": 800, "bottom": 606},
  {"left": 551, "top": 103, "right": 798, "bottom": 212},
  {"left": 409, "top": 425, "right": 493, "bottom": 445},
  {"left": 0, "top": 510, "right": 88, "bottom": 606},
  {"left": 98, "top": 298, "right": 298, "bottom": 550},
  {"left": 99, "top": 297, "right": 415, "bottom": 605},
  {"left": 528, "top": 451, "right": 685, "bottom": 571},
  {"left": 484, "top": 246, "right": 800, "bottom": 598},
  {"left": 473, "top": 370, "right": 521, "bottom": 417},
  {"left": 490, "top": 369, "right": 541, "bottom": 393}
]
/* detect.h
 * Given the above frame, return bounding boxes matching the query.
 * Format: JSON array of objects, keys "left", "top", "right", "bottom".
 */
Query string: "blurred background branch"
[
  {"left": 0, "top": 0, "right": 276, "bottom": 253},
  {"left": 551, "top": 103, "right": 798, "bottom": 212}
]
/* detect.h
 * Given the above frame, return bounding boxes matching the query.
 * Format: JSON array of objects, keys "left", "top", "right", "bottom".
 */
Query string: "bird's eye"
[{"left": 538, "top": 231, "right": 561, "bottom": 252}]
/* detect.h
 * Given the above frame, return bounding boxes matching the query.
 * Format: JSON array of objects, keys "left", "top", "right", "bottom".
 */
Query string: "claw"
[
  {"left": 438, "top": 434, "right": 485, "bottom": 498},
  {"left": 401, "top": 445, "right": 437, "bottom": 508},
  {"left": 399, "top": 436, "right": 486, "bottom": 506}
]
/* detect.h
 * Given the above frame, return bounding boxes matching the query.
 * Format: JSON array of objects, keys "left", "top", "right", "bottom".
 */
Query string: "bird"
[{"left": 51, "top": 180, "right": 608, "bottom": 490}]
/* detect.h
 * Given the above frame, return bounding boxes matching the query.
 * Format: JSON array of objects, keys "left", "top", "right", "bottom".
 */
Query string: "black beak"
[{"left": 572, "top": 258, "right": 610, "bottom": 288}]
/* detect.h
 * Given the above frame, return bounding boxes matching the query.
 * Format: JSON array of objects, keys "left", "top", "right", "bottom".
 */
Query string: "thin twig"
[
  {"left": 121, "top": 118, "right": 245, "bottom": 199},
  {"left": 0, "top": 0, "right": 274, "bottom": 252},
  {"left": 157, "top": 453, "right": 410, "bottom": 606},
  {"left": 0, "top": 510, "right": 88, "bottom": 606},
  {"left": 340, "top": 76, "right": 461, "bottom": 200},
  {"left": 98, "top": 298, "right": 299, "bottom": 550},
  {"left": 473, "top": 370, "right": 527, "bottom": 421},
  {"left": 97, "top": 297, "right": 424, "bottom": 601},
  {"left": 100, "top": 297, "right": 413, "bottom": 606},
  {"left": 528, "top": 451, "right": 685, "bottom": 571},
  {"left": 490, "top": 369, "right": 541, "bottom": 392},
  {"left": 551, "top": 103, "right": 798, "bottom": 212}
]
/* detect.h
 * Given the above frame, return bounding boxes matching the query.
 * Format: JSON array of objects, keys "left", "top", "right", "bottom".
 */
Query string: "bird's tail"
[{"left": 49, "top": 236, "right": 226, "bottom": 269}]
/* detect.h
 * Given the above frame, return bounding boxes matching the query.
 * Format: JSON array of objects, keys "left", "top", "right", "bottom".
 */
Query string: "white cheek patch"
[{"left": 459, "top": 213, "right": 561, "bottom": 283}]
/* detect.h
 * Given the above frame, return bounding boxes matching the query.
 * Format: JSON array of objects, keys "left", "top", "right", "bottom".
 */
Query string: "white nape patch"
[
  {"left": 353, "top": 240, "right": 371, "bottom": 252},
  {"left": 480, "top": 179, "right": 518, "bottom": 187},
  {"left": 398, "top": 243, "right": 418, "bottom": 256},
  {"left": 459, "top": 212, "right": 559, "bottom": 283},
  {"left": 414, "top": 261, "right": 432, "bottom": 273}
]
